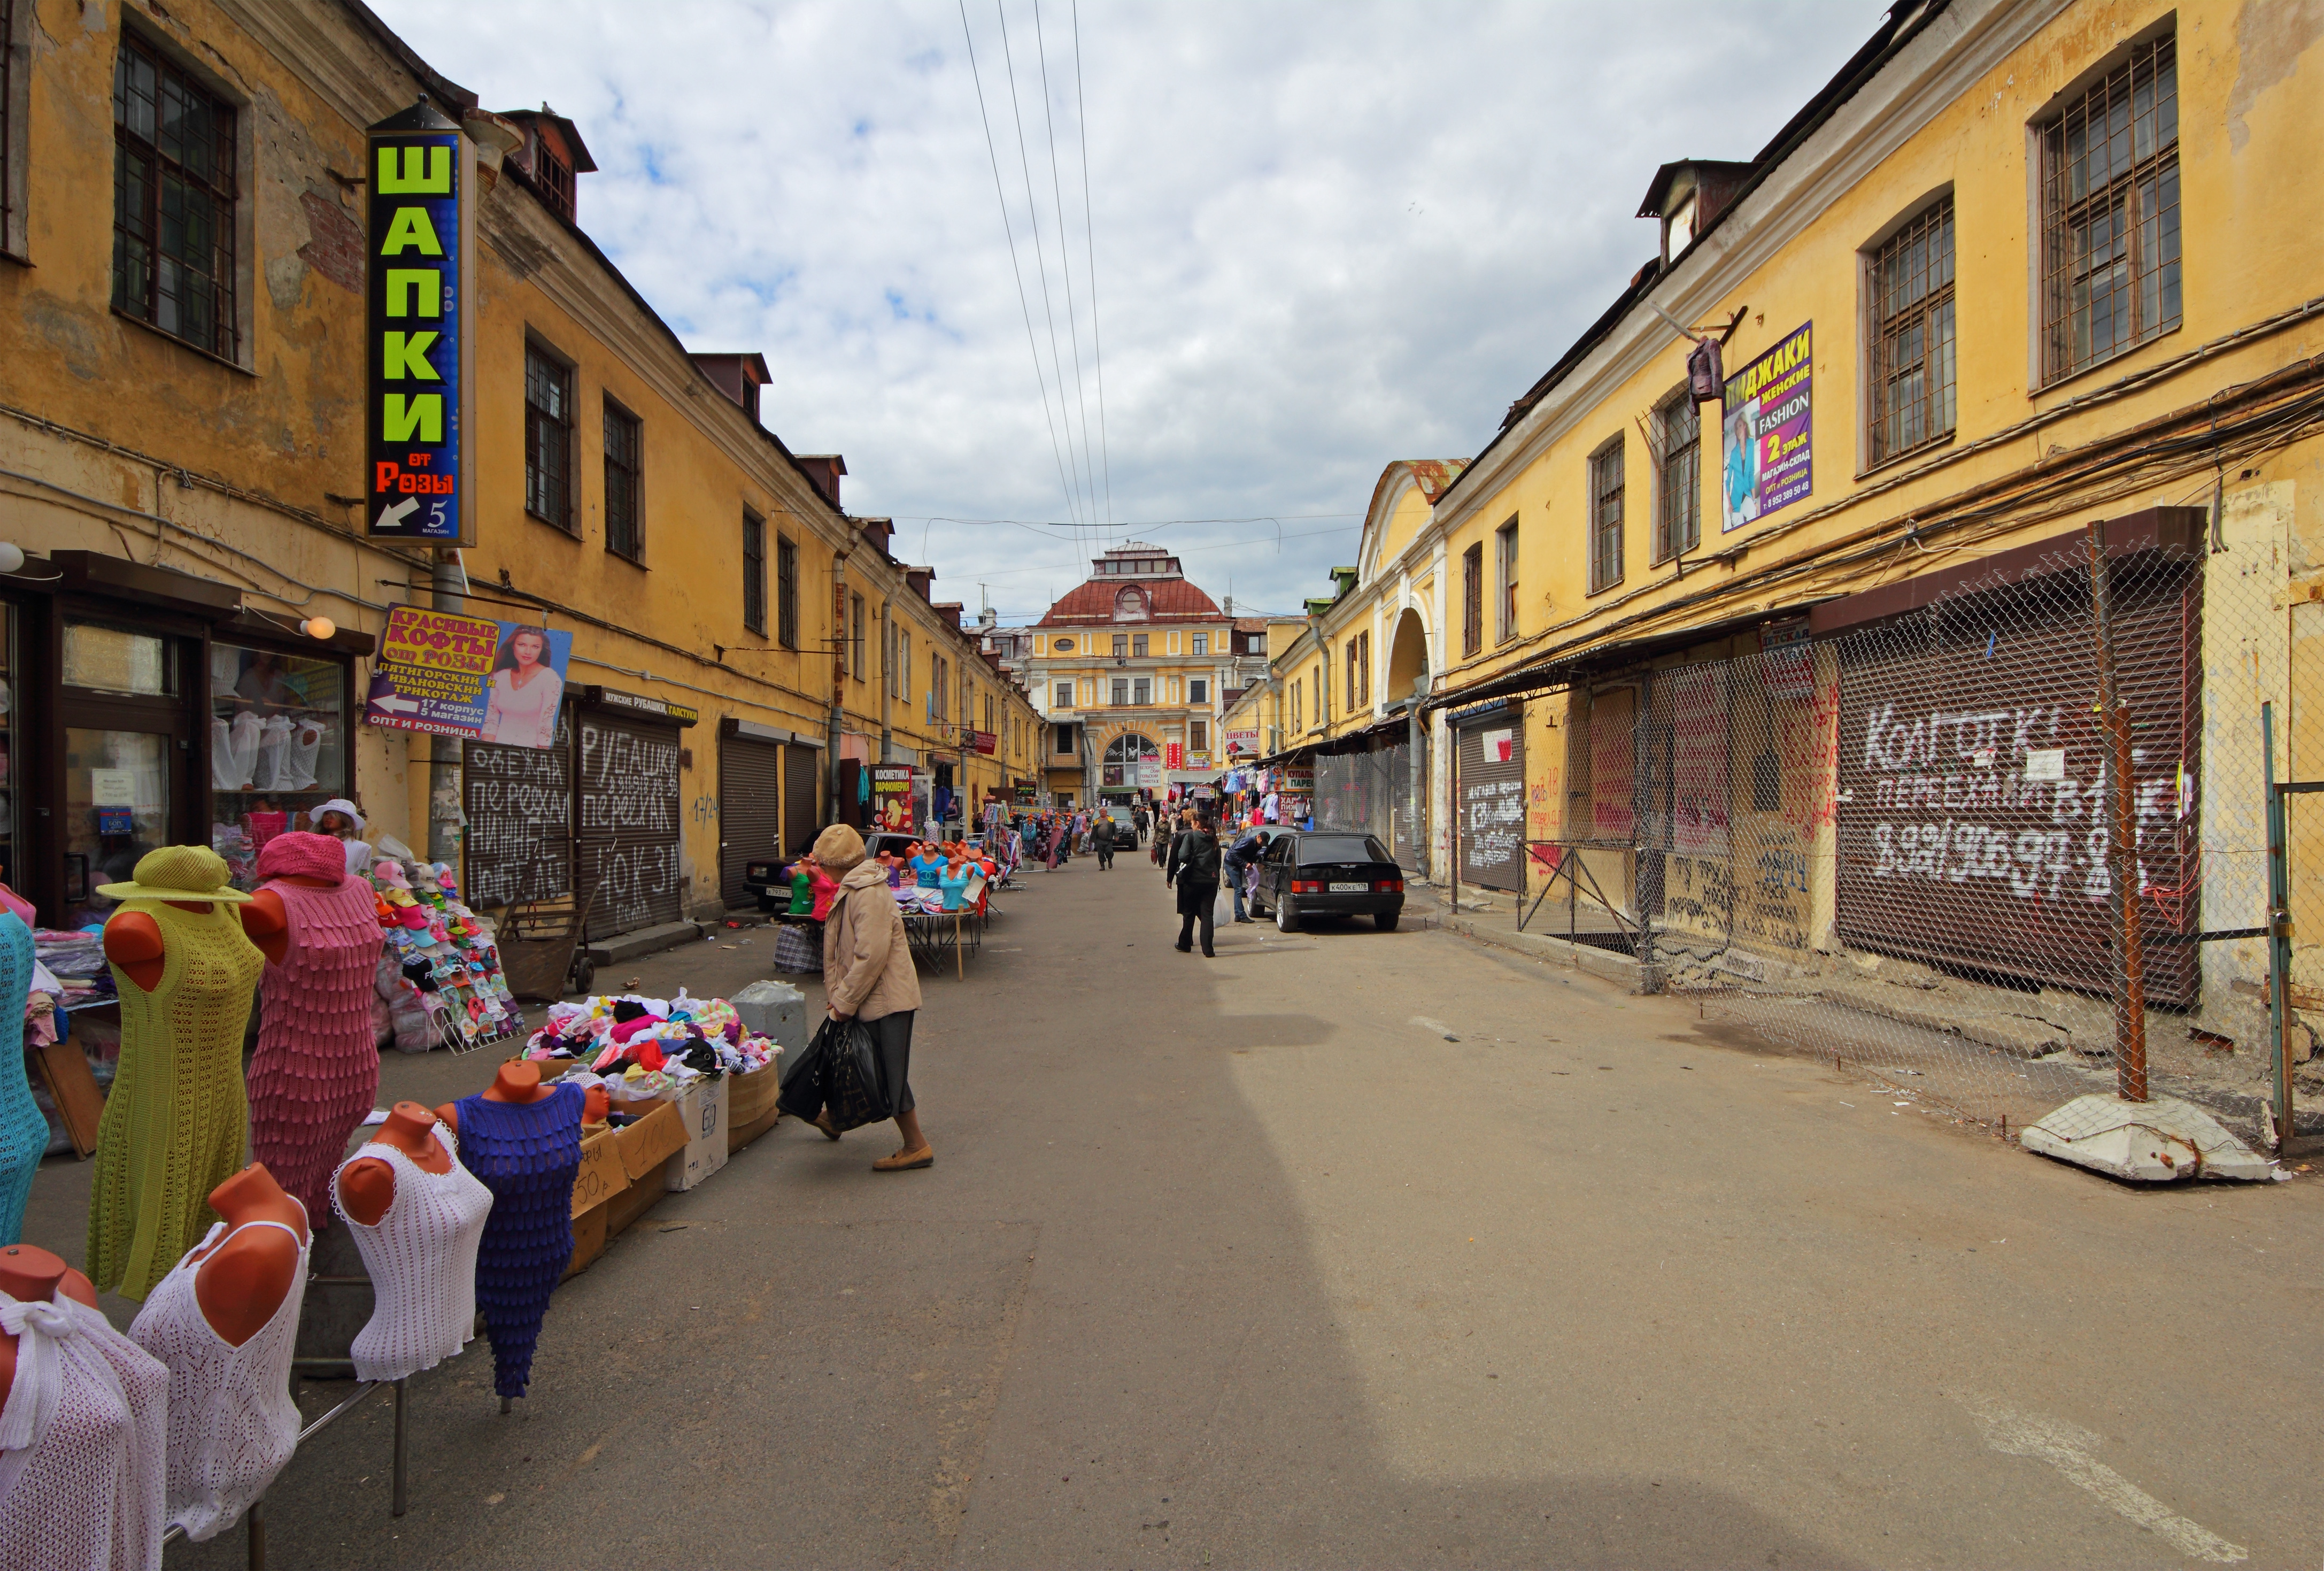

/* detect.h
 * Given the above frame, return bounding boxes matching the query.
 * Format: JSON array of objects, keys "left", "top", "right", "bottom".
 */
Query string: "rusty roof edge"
[{"left": 1433, "top": 0, "right": 1951, "bottom": 518}]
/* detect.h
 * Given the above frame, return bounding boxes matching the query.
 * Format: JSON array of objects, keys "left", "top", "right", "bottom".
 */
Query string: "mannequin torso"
[
  {"left": 0, "top": 1245, "right": 99, "bottom": 1410},
  {"left": 335, "top": 1102, "right": 453, "bottom": 1228},
  {"left": 103, "top": 894, "right": 292, "bottom": 990},
  {"left": 436, "top": 1062, "right": 607, "bottom": 1134},
  {"left": 184, "top": 1165, "right": 307, "bottom": 1347}
]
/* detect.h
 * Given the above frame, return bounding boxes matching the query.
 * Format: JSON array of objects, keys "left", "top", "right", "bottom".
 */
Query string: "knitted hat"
[
  {"left": 813, "top": 822, "right": 866, "bottom": 872},
  {"left": 256, "top": 830, "right": 345, "bottom": 885},
  {"left": 96, "top": 844, "right": 252, "bottom": 903}
]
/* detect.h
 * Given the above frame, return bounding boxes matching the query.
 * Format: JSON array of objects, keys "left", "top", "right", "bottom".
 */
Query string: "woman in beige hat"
[{"left": 810, "top": 823, "right": 932, "bottom": 1170}]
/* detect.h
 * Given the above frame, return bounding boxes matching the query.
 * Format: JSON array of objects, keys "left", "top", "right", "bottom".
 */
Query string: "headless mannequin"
[
  {"left": 0, "top": 1245, "right": 101, "bottom": 1410},
  {"left": 102, "top": 886, "right": 300, "bottom": 989},
  {"left": 335, "top": 1102, "right": 452, "bottom": 1229},
  {"left": 183, "top": 1165, "right": 308, "bottom": 1347},
  {"left": 434, "top": 1061, "right": 607, "bottom": 1136}
]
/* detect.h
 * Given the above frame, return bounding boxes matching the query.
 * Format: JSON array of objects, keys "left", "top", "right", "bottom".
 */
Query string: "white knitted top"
[
  {"left": 0, "top": 1289, "right": 169, "bottom": 1571},
  {"left": 128, "top": 1212, "right": 310, "bottom": 1541},
  {"left": 334, "top": 1126, "right": 493, "bottom": 1382}
]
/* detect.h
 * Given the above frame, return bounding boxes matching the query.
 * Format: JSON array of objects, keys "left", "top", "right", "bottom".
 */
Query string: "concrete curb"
[
  {"left": 1433, "top": 910, "right": 1647, "bottom": 990},
  {"left": 587, "top": 919, "right": 707, "bottom": 967}
]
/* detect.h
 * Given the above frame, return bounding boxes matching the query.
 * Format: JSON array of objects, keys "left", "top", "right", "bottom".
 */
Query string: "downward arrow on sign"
[{"left": 375, "top": 497, "right": 419, "bottom": 531}]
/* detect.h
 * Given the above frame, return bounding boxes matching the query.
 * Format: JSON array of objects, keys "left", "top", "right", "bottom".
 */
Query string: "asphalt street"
[{"left": 27, "top": 851, "right": 2320, "bottom": 1568}]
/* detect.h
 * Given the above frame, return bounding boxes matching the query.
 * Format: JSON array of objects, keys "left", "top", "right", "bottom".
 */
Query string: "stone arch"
[{"left": 1386, "top": 605, "right": 1432, "bottom": 703}]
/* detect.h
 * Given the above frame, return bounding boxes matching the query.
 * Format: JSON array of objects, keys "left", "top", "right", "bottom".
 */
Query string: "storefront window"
[
  {"left": 63, "top": 621, "right": 172, "bottom": 695},
  {"left": 209, "top": 641, "right": 350, "bottom": 889},
  {"left": 64, "top": 728, "right": 169, "bottom": 926}
]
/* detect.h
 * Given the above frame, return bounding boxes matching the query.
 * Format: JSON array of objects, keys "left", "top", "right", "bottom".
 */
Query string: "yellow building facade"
[
  {"left": 1310, "top": 0, "right": 2323, "bottom": 1054},
  {"left": 0, "top": 0, "right": 1033, "bottom": 936}
]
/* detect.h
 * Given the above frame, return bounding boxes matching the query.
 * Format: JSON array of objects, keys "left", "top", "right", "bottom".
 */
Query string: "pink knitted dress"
[{"left": 246, "top": 834, "right": 382, "bottom": 1226}]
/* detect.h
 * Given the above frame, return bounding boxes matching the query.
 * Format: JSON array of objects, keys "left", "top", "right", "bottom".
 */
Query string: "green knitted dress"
[{"left": 87, "top": 898, "right": 266, "bottom": 1300}]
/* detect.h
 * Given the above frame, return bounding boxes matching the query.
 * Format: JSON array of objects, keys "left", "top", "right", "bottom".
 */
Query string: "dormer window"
[
  {"left": 1666, "top": 192, "right": 1697, "bottom": 256},
  {"left": 1114, "top": 587, "right": 1148, "bottom": 621}
]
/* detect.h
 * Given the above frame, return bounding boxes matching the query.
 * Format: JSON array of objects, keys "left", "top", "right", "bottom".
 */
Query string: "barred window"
[
  {"left": 603, "top": 400, "right": 642, "bottom": 560},
  {"left": 1461, "top": 543, "right": 1484, "bottom": 658},
  {"left": 524, "top": 345, "right": 574, "bottom": 529},
  {"left": 2041, "top": 35, "right": 2179, "bottom": 384},
  {"left": 1589, "top": 438, "right": 1625, "bottom": 594},
  {"left": 1651, "top": 390, "right": 1700, "bottom": 563},
  {"left": 775, "top": 535, "right": 799, "bottom": 648},
  {"left": 113, "top": 34, "right": 237, "bottom": 359},
  {"left": 740, "top": 509, "right": 766, "bottom": 635},
  {"left": 1867, "top": 198, "right": 1956, "bottom": 465}
]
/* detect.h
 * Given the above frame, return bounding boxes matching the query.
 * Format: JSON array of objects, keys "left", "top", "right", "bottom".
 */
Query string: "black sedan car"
[{"left": 1248, "top": 830, "right": 1406, "bottom": 932}]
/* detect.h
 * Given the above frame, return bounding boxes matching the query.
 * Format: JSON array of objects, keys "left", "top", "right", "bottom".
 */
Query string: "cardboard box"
[
  {"left": 570, "top": 1127, "right": 628, "bottom": 1219},
  {"left": 665, "top": 1077, "right": 729, "bottom": 1192},
  {"left": 613, "top": 1098, "right": 689, "bottom": 1181},
  {"left": 725, "top": 1062, "right": 783, "bottom": 1128},
  {"left": 603, "top": 1168, "right": 663, "bottom": 1237},
  {"left": 728, "top": 1103, "right": 782, "bottom": 1155},
  {"left": 564, "top": 1202, "right": 608, "bottom": 1277}
]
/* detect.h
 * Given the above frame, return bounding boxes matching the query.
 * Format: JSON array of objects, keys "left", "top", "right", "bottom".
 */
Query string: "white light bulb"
[{"left": 0, "top": 543, "right": 23, "bottom": 574}]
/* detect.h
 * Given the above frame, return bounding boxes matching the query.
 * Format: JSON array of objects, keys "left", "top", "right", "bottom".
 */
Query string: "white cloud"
[{"left": 374, "top": 0, "right": 1879, "bottom": 619}]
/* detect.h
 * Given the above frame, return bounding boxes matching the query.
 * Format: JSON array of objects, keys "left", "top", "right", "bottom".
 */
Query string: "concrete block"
[
  {"left": 733, "top": 979, "right": 807, "bottom": 1049},
  {"left": 2018, "top": 1093, "right": 2274, "bottom": 1183}
]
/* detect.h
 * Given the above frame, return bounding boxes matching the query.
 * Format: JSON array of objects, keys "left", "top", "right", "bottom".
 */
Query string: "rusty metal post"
[
  {"left": 2087, "top": 520, "right": 2148, "bottom": 1100},
  {"left": 2263, "top": 702, "right": 2294, "bottom": 1151}
]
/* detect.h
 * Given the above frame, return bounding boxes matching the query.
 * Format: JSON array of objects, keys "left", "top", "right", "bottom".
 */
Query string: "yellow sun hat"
[{"left": 95, "top": 844, "right": 253, "bottom": 904}]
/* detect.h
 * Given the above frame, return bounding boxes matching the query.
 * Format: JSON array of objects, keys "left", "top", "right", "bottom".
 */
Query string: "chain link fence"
[{"left": 1565, "top": 502, "right": 2315, "bottom": 1146}]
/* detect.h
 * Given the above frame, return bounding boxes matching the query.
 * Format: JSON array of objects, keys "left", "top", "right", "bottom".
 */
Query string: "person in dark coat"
[
  {"left": 1222, "top": 827, "right": 1271, "bottom": 923},
  {"left": 1093, "top": 813, "right": 1117, "bottom": 870},
  {"left": 1165, "top": 814, "right": 1222, "bottom": 957}
]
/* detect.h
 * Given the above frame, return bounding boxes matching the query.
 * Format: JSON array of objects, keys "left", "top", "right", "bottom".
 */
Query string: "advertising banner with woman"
[{"left": 364, "top": 605, "right": 574, "bottom": 748}]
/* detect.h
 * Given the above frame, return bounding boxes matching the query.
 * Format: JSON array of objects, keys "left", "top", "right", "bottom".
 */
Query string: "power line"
[
  {"left": 1033, "top": 0, "right": 1101, "bottom": 541},
  {"left": 957, "top": 0, "right": 1082, "bottom": 533},
  {"left": 994, "top": 0, "right": 1090, "bottom": 543},
  {"left": 889, "top": 511, "right": 1362, "bottom": 528},
  {"left": 1072, "top": 0, "right": 1114, "bottom": 532}
]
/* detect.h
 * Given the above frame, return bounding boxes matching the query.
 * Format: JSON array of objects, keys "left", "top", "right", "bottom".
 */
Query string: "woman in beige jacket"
[{"left": 812, "top": 823, "right": 932, "bottom": 1170}]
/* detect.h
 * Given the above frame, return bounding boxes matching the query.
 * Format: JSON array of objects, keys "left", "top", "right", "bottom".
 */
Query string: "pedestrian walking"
[
  {"left": 1222, "top": 827, "right": 1271, "bottom": 923},
  {"left": 1165, "top": 812, "right": 1222, "bottom": 958},
  {"left": 1094, "top": 812, "right": 1117, "bottom": 869},
  {"left": 808, "top": 823, "right": 932, "bottom": 1171}
]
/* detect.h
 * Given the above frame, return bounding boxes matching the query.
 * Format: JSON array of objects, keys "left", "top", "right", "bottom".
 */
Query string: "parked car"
[
  {"left": 745, "top": 830, "right": 932, "bottom": 910},
  {"left": 1100, "top": 803, "right": 1141, "bottom": 849},
  {"left": 1248, "top": 831, "right": 1406, "bottom": 932}
]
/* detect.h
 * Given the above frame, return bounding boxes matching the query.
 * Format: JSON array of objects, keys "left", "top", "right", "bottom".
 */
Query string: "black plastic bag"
[
  {"left": 776, "top": 1016, "right": 831, "bottom": 1123},
  {"left": 821, "top": 1016, "right": 892, "bottom": 1132}
]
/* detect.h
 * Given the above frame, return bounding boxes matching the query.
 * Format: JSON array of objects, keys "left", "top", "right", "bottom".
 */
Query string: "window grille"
[
  {"left": 524, "top": 345, "right": 574, "bottom": 529},
  {"left": 1651, "top": 393, "right": 1700, "bottom": 562},
  {"left": 1868, "top": 198, "right": 1956, "bottom": 464},
  {"left": 2041, "top": 35, "right": 2179, "bottom": 383},
  {"left": 113, "top": 34, "right": 237, "bottom": 359},
  {"left": 1589, "top": 440, "right": 1626, "bottom": 593},
  {"left": 603, "top": 402, "right": 642, "bottom": 559}
]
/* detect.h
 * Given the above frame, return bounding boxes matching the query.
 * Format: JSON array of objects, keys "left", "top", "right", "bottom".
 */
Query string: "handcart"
[{"left": 495, "top": 887, "right": 599, "bottom": 1001}]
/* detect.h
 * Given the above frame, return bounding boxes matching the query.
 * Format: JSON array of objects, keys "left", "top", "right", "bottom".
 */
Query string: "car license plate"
[{"left": 1329, "top": 881, "right": 1369, "bottom": 893}]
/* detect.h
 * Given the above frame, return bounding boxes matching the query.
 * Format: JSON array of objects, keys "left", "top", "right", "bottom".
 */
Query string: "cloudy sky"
[{"left": 375, "top": 0, "right": 1878, "bottom": 621}]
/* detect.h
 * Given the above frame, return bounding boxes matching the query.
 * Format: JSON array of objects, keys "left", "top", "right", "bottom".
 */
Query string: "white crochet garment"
[
  {"left": 0, "top": 1290, "right": 169, "bottom": 1571},
  {"left": 128, "top": 1214, "right": 311, "bottom": 1541},
  {"left": 333, "top": 1126, "right": 492, "bottom": 1382}
]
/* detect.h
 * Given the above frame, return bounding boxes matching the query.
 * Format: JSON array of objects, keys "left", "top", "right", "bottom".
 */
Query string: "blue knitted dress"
[
  {"left": 453, "top": 1082, "right": 583, "bottom": 1399},
  {"left": 0, "top": 913, "right": 38, "bottom": 1245}
]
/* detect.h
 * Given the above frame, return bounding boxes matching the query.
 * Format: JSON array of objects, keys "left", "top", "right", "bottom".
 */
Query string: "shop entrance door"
[
  {"left": 59, "top": 618, "right": 199, "bottom": 927},
  {"left": 782, "top": 742, "right": 820, "bottom": 854},
  {"left": 717, "top": 728, "right": 784, "bottom": 909}
]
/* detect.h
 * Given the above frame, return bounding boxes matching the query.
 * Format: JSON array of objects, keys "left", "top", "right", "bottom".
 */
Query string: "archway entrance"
[
  {"left": 1386, "top": 607, "right": 1431, "bottom": 704},
  {"left": 1100, "top": 731, "right": 1157, "bottom": 799}
]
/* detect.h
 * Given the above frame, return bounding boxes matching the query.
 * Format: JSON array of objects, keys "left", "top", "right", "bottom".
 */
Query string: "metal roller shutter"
[
  {"left": 1456, "top": 706, "right": 1525, "bottom": 891},
  {"left": 1834, "top": 555, "right": 2200, "bottom": 1005},
  {"left": 576, "top": 709, "right": 684, "bottom": 941},
  {"left": 783, "top": 742, "right": 820, "bottom": 857},
  {"left": 719, "top": 731, "right": 784, "bottom": 909},
  {"left": 464, "top": 710, "right": 573, "bottom": 910}
]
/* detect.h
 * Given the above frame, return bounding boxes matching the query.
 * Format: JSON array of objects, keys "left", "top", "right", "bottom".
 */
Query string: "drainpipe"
[
  {"left": 879, "top": 598, "right": 893, "bottom": 764},
  {"left": 428, "top": 546, "right": 467, "bottom": 868},
  {"left": 1409, "top": 674, "right": 1427, "bottom": 874},
  {"left": 827, "top": 549, "right": 848, "bottom": 826}
]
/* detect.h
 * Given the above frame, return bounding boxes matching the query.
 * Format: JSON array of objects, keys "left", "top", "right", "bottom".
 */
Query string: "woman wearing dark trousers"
[
  {"left": 810, "top": 822, "right": 933, "bottom": 1170},
  {"left": 1166, "top": 813, "right": 1222, "bottom": 958}
]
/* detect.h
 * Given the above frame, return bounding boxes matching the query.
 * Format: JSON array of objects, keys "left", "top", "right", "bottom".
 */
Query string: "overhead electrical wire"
[
  {"left": 1071, "top": 0, "right": 1115, "bottom": 533},
  {"left": 1033, "top": 0, "right": 1101, "bottom": 541},
  {"left": 994, "top": 0, "right": 1091, "bottom": 544},
  {"left": 958, "top": 0, "right": 1083, "bottom": 536}
]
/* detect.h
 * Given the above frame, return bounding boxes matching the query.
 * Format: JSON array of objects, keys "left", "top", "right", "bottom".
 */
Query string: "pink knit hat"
[{"left": 256, "top": 830, "right": 346, "bottom": 885}]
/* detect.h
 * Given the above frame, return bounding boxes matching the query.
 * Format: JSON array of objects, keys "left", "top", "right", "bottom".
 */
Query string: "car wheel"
[
  {"left": 1374, "top": 911, "right": 1399, "bottom": 932},
  {"left": 1276, "top": 898, "right": 1300, "bottom": 934}
]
